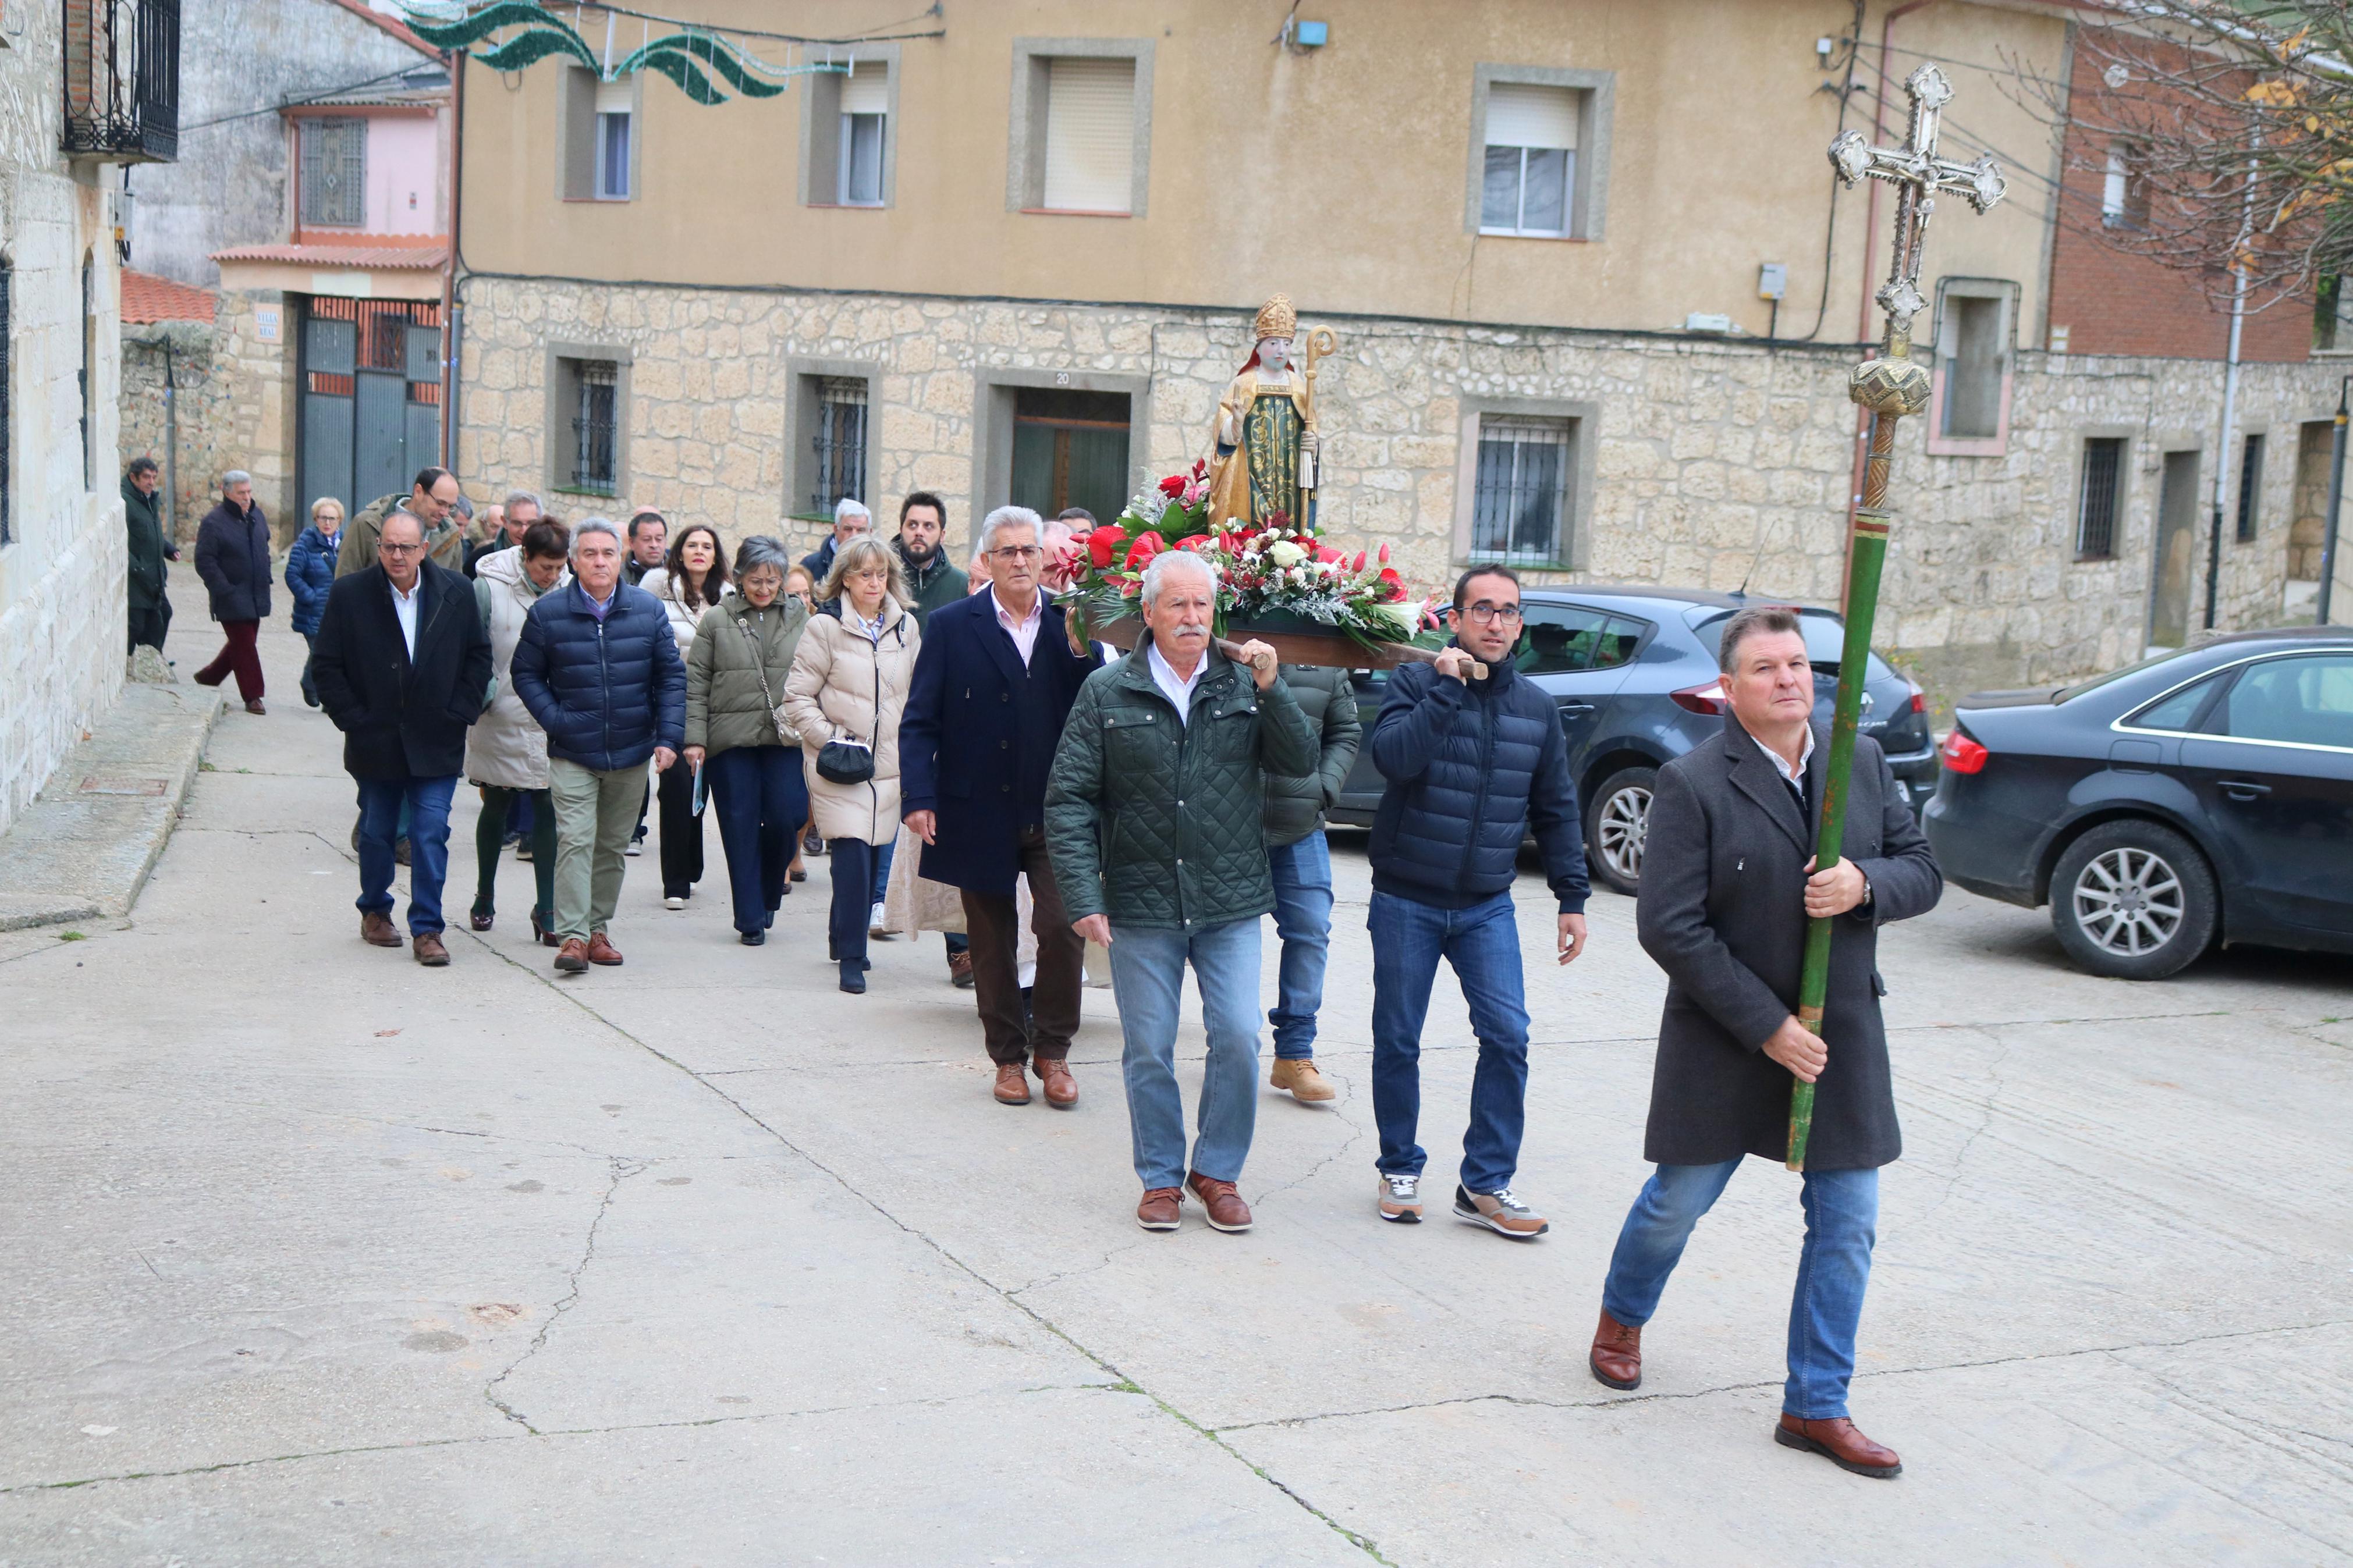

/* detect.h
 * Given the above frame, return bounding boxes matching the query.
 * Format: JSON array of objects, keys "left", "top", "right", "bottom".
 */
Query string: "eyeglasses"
[
  {"left": 989, "top": 545, "right": 1044, "bottom": 561},
  {"left": 379, "top": 542, "right": 424, "bottom": 556},
  {"left": 1462, "top": 602, "right": 1523, "bottom": 624}
]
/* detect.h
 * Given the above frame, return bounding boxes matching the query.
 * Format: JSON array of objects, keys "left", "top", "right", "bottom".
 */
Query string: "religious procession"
[{"left": 10, "top": 1, "right": 2352, "bottom": 1562}]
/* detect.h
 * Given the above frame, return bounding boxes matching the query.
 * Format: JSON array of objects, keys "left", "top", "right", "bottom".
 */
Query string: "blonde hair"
[
  {"left": 310, "top": 496, "right": 345, "bottom": 525},
  {"left": 818, "top": 535, "right": 911, "bottom": 607}
]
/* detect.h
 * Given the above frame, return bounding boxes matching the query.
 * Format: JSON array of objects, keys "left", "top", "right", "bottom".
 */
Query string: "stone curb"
[{"left": 0, "top": 683, "right": 222, "bottom": 931}]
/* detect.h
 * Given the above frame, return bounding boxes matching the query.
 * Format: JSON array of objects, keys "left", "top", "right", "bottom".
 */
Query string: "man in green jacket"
[
  {"left": 1261, "top": 665, "right": 1361, "bottom": 1103},
  {"left": 122, "top": 457, "right": 179, "bottom": 655},
  {"left": 891, "top": 491, "right": 968, "bottom": 628},
  {"left": 1046, "top": 550, "right": 1314, "bottom": 1235}
]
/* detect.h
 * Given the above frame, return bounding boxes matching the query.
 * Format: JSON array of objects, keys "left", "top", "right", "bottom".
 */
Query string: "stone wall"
[
  {"left": 452, "top": 276, "right": 2352, "bottom": 706},
  {"left": 120, "top": 292, "right": 298, "bottom": 547}
]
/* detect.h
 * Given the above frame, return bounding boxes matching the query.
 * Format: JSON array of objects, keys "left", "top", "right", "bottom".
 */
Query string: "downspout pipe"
[
  {"left": 441, "top": 44, "right": 464, "bottom": 470},
  {"left": 2206, "top": 152, "right": 2256, "bottom": 632}
]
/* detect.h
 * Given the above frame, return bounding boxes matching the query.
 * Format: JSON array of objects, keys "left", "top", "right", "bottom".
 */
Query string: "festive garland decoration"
[{"left": 403, "top": 2, "right": 842, "bottom": 104}]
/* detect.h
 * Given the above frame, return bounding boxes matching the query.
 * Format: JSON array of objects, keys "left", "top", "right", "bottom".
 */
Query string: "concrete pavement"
[{"left": 3, "top": 597, "right": 2348, "bottom": 1565}]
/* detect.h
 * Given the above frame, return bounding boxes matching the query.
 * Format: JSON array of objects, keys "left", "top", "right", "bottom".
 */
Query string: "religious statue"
[{"left": 1206, "top": 294, "right": 1336, "bottom": 529}]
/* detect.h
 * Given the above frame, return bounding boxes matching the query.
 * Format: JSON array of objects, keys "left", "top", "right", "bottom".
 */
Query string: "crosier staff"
[{"left": 1791, "top": 65, "right": 2004, "bottom": 1171}]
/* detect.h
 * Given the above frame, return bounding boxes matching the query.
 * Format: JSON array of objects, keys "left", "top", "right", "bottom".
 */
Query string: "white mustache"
[{"left": 1170, "top": 621, "right": 1210, "bottom": 637}]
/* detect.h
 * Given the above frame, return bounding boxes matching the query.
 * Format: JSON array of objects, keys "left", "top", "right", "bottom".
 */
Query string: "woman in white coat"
[
  {"left": 643, "top": 522, "right": 729, "bottom": 908},
  {"left": 783, "top": 536, "right": 921, "bottom": 994},
  {"left": 466, "top": 520, "right": 570, "bottom": 944}
]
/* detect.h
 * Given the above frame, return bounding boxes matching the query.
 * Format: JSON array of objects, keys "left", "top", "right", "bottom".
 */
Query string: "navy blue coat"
[
  {"left": 308, "top": 560, "right": 492, "bottom": 781},
  {"left": 900, "top": 589, "right": 1099, "bottom": 896},
  {"left": 194, "top": 499, "right": 272, "bottom": 623},
  {"left": 284, "top": 524, "right": 338, "bottom": 637},
  {"left": 1367, "top": 646, "right": 1589, "bottom": 913},
  {"left": 509, "top": 579, "right": 687, "bottom": 773}
]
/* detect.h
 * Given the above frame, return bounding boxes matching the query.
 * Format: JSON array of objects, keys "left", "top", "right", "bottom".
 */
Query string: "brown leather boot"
[
  {"left": 1035, "top": 1057, "right": 1077, "bottom": 1109},
  {"left": 1589, "top": 1308, "right": 1642, "bottom": 1391},
  {"left": 992, "top": 1062, "right": 1031, "bottom": 1105},
  {"left": 1774, "top": 1414, "right": 1903, "bottom": 1478},
  {"left": 412, "top": 933, "right": 450, "bottom": 966},
  {"left": 586, "top": 931, "right": 624, "bottom": 966},
  {"left": 361, "top": 912, "right": 402, "bottom": 948},
  {"left": 1136, "top": 1187, "right": 1181, "bottom": 1231},
  {"left": 1185, "top": 1172, "right": 1253, "bottom": 1233},
  {"left": 553, "top": 938, "right": 591, "bottom": 973}
]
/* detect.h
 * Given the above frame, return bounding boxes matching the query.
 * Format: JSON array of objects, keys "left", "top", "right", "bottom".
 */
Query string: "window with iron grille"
[
  {"left": 299, "top": 116, "right": 366, "bottom": 227},
  {"left": 0, "top": 258, "right": 11, "bottom": 546},
  {"left": 1470, "top": 415, "right": 1574, "bottom": 564},
  {"left": 571, "top": 361, "right": 618, "bottom": 494},
  {"left": 2077, "top": 437, "right": 2124, "bottom": 560},
  {"left": 811, "top": 378, "right": 868, "bottom": 514},
  {"left": 2235, "top": 431, "right": 2265, "bottom": 543}
]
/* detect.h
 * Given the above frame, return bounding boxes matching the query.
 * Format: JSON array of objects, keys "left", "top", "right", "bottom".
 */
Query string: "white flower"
[
  {"left": 1364, "top": 600, "right": 1418, "bottom": 638},
  {"left": 1268, "top": 539, "right": 1307, "bottom": 568}
]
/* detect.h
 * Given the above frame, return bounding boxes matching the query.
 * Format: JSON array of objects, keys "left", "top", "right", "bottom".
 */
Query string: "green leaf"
[
  {"left": 474, "top": 27, "right": 596, "bottom": 73},
  {"left": 635, "top": 48, "right": 726, "bottom": 105},
  {"left": 620, "top": 31, "right": 789, "bottom": 98},
  {"left": 409, "top": 1, "right": 584, "bottom": 54}
]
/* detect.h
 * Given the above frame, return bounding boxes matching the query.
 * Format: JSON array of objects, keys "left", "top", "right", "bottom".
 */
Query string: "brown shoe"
[
  {"left": 1774, "top": 1414, "right": 1903, "bottom": 1479},
  {"left": 586, "top": 931, "right": 624, "bottom": 966},
  {"left": 413, "top": 933, "right": 450, "bottom": 966},
  {"left": 1269, "top": 1056, "right": 1336, "bottom": 1103},
  {"left": 1589, "top": 1307, "right": 1642, "bottom": 1391},
  {"left": 1136, "top": 1187, "right": 1182, "bottom": 1231},
  {"left": 1035, "top": 1056, "right": 1077, "bottom": 1109},
  {"left": 946, "top": 948, "right": 974, "bottom": 989},
  {"left": 992, "top": 1061, "right": 1031, "bottom": 1105},
  {"left": 553, "top": 937, "right": 591, "bottom": 973},
  {"left": 1185, "top": 1171, "right": 1253, "bottom": 1233},
  {"left": 244, "top": 699, "right": 267, "bottom": 716},
  {"left": 360, "top": 912, "right": 402, "bottom": 948}
]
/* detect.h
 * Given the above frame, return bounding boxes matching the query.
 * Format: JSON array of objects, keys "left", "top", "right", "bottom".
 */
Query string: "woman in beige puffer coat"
[
  {"left": 783, "top": 536, "right": 921, "bottom": 993},
  {"left": 466, "top": 524, "right": 569, "bottom": 943}
]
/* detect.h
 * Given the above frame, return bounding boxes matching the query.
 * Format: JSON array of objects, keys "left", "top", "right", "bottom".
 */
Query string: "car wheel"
[
  {"left": 1585, "top": 766, "right": 1658, "bottom": 897},
  {"left": 2049, "top": 820, "right": 2218, "bottom": 980}
]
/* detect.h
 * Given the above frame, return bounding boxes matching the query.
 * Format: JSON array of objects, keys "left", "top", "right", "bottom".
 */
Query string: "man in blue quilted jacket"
[
  {"left": 511, "top": 517, "right": 686, "bottom": 975},
  {"left": 1365, "top": 566, "right": 1589, "bottom": 1239}
]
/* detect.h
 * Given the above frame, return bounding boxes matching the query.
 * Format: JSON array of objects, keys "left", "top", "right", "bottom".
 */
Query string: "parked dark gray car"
[{"left": 1324, "top": 586, "right": 1938, "bottom": 893}]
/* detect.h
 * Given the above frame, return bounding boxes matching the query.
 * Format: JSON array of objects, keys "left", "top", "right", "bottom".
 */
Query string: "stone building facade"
[
  {"left": 453, "top": 276, "right": 2353, "bottom": 706},
  {"left": 0, "top": 2, "right": 132, "bottom": 838},
  {"left": 121, "top": 290, "right": 299, "bottom": 546}
]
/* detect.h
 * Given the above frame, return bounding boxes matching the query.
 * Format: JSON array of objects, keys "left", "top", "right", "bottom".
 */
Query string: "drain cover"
[{"left": 78, "top": 776, "right": 167, "bottom": 797}]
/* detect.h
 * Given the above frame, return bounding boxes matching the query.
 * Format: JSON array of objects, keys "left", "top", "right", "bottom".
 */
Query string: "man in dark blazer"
[
  {"left": 1590, "top": 604, "right": 1939, "bottom": 1480},
  {"left": 310, "top": 511, "right": 494, "bottom": 966},
  {"left": 901, "top": 504, "right": 1101, "bottom": 1108}
]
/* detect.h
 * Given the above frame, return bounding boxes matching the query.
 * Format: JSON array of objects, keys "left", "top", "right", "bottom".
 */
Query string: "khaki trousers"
[{"left": 550, "top": 759, "right": 643, "bottom": 942}]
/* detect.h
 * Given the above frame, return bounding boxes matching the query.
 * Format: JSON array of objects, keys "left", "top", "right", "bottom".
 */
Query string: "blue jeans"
[
  {"left": 356, "top": 774, "right": 457, "bottom": 937},
  {"left": 1107, "top": 918, "right": 1264, "bottom": 1189},
  {"left": 872, "top": 838, "right": 895, "bottom": 904},
  {"left": 1602, "top": 1159, "right": 1880, "bottom": 1420},
  {"left": 1368, "top": 888, "right": 1531, "bottom": 1194},
  {"left": 707, "top": 744, "right": 808, "bottom": 936},
  {"left": 1266, "top": 831, "right": 1334, "bottom": 1059}
]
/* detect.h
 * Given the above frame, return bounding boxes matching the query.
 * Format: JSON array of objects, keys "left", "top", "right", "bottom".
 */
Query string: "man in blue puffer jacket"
[
  {"left": 510, "top": 517, "right": 687, "bottom": 975},
  {"left": 1366, "top": 566, "right": 1591, "bottom": 1239}
]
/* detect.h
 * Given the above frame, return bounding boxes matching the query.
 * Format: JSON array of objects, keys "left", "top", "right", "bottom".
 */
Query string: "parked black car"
[
  {"left": 1324, "top": 586, "right": 1938, "bottom": 893},
  {"left": 1923, "top": 627, "right": 2353, "bottom": 979}
]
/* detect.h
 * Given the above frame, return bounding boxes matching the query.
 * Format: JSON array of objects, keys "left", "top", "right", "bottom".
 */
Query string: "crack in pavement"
[
  {"left": 482, "top": 1155, "right": 644, "bottom": 1434},
  {"left": 1920, "top": 1026, "right": 2013, "bottom": 1221}
]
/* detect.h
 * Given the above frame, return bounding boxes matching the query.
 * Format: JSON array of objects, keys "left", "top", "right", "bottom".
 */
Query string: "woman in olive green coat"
[{"left": 684, "top": 536, "right": 812, "bottom": 945}]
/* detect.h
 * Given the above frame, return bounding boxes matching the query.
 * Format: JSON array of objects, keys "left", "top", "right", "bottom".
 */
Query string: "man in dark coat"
[
  {"left": 191, "top": 471, "right": 272, "bottom": 713},
  {"left": 902, "top": 505, "right": 1099, "bottom": 1104},
  {"left": 122, "top": 457, "right": 178, "bottom": 655},
  {"left": 1259, "top": 664, "right": 1359, "bottom": 1103},
  {"left": 308, "top": 511, "right": 493, "bottom": 965},
  {"left": 510, "top": 517, "right": 686, "bottom": 975},
  {"left": 890, "top": 491, "right": 968, "bottom": 628},
  {"left": 1589, "top": 604, "right": 1939, "bottom": 1481}
]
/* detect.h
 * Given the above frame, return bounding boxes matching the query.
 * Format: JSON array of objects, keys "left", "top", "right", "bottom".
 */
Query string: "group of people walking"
[{"left": 153, "top": 453, "right": 1941, "bottom": 1480}]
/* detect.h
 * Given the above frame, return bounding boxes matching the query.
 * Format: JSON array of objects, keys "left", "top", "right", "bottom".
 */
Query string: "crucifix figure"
[{"left": 1784, "top": 62, "right": 2004, "bottom": 1170}]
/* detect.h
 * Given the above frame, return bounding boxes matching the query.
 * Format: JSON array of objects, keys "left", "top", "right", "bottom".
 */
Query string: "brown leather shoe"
[
  {"left": 1185, "top": 1172, "right": 1253, "bottom": 1233},
  {"left": 553, "top": 937, "right": 591, "bottom": 973},
  {"left": 993, "top": 1061, "right": 1031, "bottom": 1105},
  {"left": 413, "top": 933, "right": 450, "bottom": 966},
  {"left": 946, "top": 948, "right": 974, "bottom": 987},
  {"left": 1136, "top": 1187, "right": 1181, "bottom": 1231},
  {"left": 1035, "top": 1056, "right": 1077, "bottom": 1109},
  {"left": 244, "top": 699, "right": 267, "bottom": 716},
  {"left": 1589, "top": 1307, "right": 1642, "bottom": 1391},
  {"left": 585, "top": 931, "right": 624, "bottom": 966},
  {"left": 1774, "top": 1414, "right": 1903, "bottom": 1479},
  {"left": 360, "top": 912, "right": 402, "bottom": 948}
]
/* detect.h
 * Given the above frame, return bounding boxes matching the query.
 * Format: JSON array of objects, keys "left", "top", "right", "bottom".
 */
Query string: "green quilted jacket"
[
  {"left": 1046, "top": 635, "right": 1316, "bottom": 931},
  {"left": 1261, "top": 664, "right": 1361, "bottom": 848}
]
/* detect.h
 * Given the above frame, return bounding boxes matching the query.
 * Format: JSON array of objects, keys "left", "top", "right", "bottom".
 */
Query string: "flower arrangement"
[{"left": 1059, "top": 461, "right": 1437, "bottom": 650}]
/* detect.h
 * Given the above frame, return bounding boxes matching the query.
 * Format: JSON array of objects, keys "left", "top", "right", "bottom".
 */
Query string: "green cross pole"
[{"left": 1791, "top": 64, "right": 2004, "bottom": 1170}]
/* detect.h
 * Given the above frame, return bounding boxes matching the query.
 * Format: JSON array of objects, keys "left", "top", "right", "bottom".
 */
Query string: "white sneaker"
[
  {"left": 625, "top": 840, "right": 643, "bottom": 858},
  {"left": 1378, "top": 1173, "right": 1423, "bottom": 1224},
  {"left": 663, "top": 895, "right": 684, "bottom": 911},
  {"left": 869, "top": 900, "right": 891, "bottom": 939}
]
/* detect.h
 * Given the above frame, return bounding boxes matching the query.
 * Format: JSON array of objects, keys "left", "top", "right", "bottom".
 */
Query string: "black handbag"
[{"left": 816, "top": 735, "right": 875, "bottom": 785}]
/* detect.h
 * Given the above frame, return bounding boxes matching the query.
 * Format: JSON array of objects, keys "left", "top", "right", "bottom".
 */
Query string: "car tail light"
[
  {"left": 1671, "top": 678, "right": 1729, "bottom": 716},
  {"left": 1940, "top": 730, "right": 1988, "bottom": 774},
  {"left": 1908, "top": 683, "right": 1928, "bottom": 715}
]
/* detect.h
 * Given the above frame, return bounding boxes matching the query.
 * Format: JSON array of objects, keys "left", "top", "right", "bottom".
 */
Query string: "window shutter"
[
  {"left": 839, "top": 61, "right": 887, "bottom": 116},
  {"left": 595, "top": 76, "right": 633, "bottom": 116},
  {"left": 1042, "top": 57, "right": 1135, "bottom": 212},
  {"left": 1486, "top": 83, "right": 1577, "bottom": 150}
]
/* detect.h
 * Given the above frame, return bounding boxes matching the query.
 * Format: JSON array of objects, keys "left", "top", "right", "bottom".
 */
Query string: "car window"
[
  {"left": 1517, "top": 603, "right": 1612, "bottom": 675},
  {"left": 1592, "top": 617, "right": 1646, "bottom": 670},
  {"left": 2216, "top": 655, "right": 2353, "bottom": 749},
  {"left": 2056, "top": 648, "right": 2191, "bottom": 703},
  {"left": 1697, "top": 609, "right": 1896, "bottom": 682},
  {"left": 2125, "top": 669, "right": 2230, "bottom": 734}
]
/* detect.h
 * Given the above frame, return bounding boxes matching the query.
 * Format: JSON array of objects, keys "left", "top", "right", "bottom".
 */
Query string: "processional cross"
[{"left": 1786, "top": 63, "right": 2004, "bottom": 1170}]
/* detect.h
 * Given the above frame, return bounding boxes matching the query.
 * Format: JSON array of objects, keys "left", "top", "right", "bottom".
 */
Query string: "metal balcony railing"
[{"left": 61, "top": 0, "right": 180, "bottom": 163}]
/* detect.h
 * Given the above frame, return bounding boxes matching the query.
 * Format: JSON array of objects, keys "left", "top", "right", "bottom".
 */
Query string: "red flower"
[
  {"left": 1351, "top": 550, "right": 1367, "bottom": 573},
  {"left": 1377, "top": 567, "right": 1404, "bottom": 601},
  {"left": 1377, "top": 542, "right": 1392, "bottom": 565},
  {"left": 1264, "top": 509, "right": 1293, "bottom": 532},
  {"left": 1173, "top": 534, "right": 1214, "bottom": 553},
  {"left": 1158, "top": 474, "right": 1187, "bottom": 498},
  {"left": 1316, "top": 545, "right": 1341, "bottom": 564},
  {"left": 1123, "top": 533, "right": 1163, "bottom": 571},
  {"left": 1087, "top": 527, "right": 1129, "bottom": 570}
]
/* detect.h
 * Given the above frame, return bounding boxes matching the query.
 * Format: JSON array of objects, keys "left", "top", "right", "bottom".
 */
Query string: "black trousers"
[
  {"left": 656, "top": 760, "right": 704, "bottom": 898},
  {"left": 128, "top": 602, "right": 171, "bottom": 653},
  {"left": 827, "top": 837, "right": 879, "bottom": 966}
]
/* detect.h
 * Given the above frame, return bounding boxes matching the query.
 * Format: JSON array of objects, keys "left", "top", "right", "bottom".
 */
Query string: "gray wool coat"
[{"left": 1634, "top": 713, "right": 1941, "bottom": 1171}]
